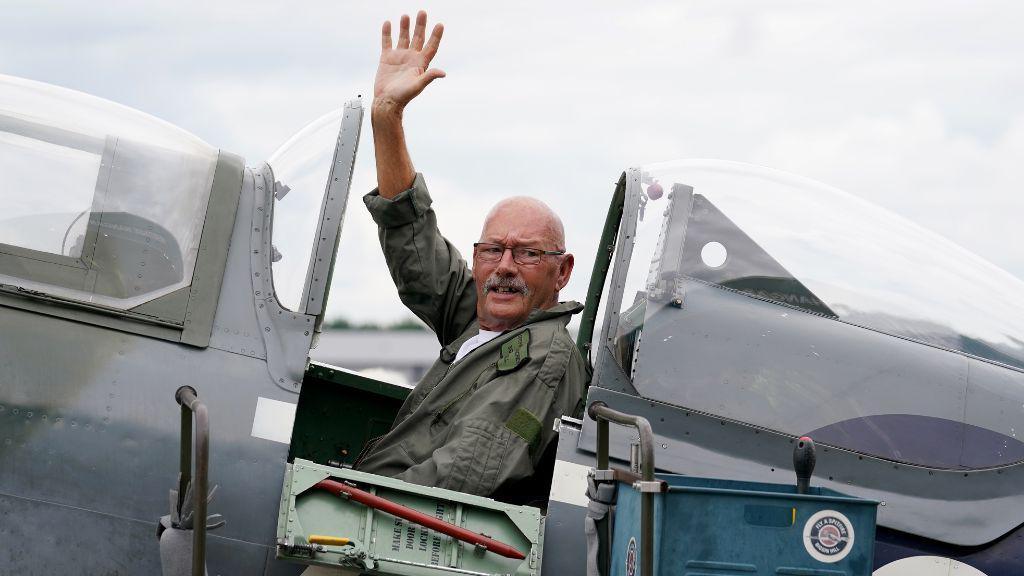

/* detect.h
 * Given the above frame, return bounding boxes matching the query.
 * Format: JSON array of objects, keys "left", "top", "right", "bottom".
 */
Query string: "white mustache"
[{"left": 484, "top": 275, "right": 530, "bottom": 295}]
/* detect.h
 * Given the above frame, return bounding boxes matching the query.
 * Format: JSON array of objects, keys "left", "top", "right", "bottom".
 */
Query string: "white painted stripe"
[
  {"left": 549, "top": 459, "right": 591, "bottom": 507},
  {"left": 251, "top": 396, "right": 297, "bottom": 444}
]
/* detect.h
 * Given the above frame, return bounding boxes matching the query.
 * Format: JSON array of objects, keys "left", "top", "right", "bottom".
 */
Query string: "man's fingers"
[
  {"left": 381, "top": 20, "right": 392, "bottom": 52},
  {"left": 412, "top": 10, "right": 427, "bottom": 51},
  {"left": 397, "top": 14, "right": 411, "bottom": 49},
  {"left": 422, "top": 23, "right": 444, "bottom": 63}
]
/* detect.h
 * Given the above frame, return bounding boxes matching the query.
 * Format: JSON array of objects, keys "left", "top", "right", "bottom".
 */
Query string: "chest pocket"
[{"left": 430, "top": 329, "right": 532, "bottom": 429}]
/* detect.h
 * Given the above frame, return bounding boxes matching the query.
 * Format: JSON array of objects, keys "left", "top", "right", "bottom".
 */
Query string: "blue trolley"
[{"left": 588, "top": 403, "right": 879, "bottom": 576}]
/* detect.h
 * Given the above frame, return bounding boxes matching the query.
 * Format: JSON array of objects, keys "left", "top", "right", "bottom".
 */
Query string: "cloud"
[
  {"left": 755, "top": 104, "right": 1024, "bottom": 275},
  {"left": 3, "top": 0, "right": 1023, "bottom": 323}
]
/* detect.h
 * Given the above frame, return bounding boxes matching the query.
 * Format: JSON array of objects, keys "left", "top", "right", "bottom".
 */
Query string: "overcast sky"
[{"left": 4, "top": 1, "right": 1023, "bottom": 324}]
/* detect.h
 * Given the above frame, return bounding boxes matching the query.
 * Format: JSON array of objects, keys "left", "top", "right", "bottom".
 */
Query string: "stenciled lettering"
[
  {"left": 430, "top": 502, "right": 446, "bottom": 565},
  {"left": 391, "top": 518, "right": 403, "bottom": 552}
]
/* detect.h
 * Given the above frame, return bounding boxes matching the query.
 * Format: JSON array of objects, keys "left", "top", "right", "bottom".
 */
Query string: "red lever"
[{"left": 313, "top": 479, "right": 527, "bottom": 560}]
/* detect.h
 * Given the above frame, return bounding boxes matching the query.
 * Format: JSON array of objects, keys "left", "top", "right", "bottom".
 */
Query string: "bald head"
[
  {"left": 473, "top": 195, "right": 574, "bottom": 331},
  {"left": 481, "top": 196, "right": 565, "bottom": 250}
]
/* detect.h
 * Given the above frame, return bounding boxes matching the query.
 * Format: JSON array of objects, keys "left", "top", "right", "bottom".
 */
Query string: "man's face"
[{"left": 473, "top": 202, "right": 573, "bottom": 332}]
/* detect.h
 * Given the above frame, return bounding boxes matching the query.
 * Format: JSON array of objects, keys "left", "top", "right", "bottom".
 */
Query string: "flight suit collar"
[
  {"left": 438, "top": 300, "right": 584, "bottom": 364},
  {"left": 523, "top": 300, "right": 584, "bottom": 325}
]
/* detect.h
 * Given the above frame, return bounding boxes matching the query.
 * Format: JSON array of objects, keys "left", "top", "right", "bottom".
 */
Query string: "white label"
[
  {"left": 803, "top": 509, "right": 855, "bottom": 563},
  {"left": 548, "top": 459, "right": 591, "bottom": 507},
  {"left": 250, "top": 396, "right": 297, "bottom": 444}
]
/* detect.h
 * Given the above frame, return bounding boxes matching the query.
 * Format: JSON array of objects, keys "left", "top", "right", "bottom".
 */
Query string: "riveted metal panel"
[
  {"left": 180, "top": 151, "right": 244, "bottom": 347},
  {"left": 301, "top": 99, "right": 363, "bottom": 319}
]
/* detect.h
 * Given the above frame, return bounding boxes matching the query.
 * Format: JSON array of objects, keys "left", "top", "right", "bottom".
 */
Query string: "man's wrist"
[{"left": 371, "top": 97, "right": 405, "bottom": 122}]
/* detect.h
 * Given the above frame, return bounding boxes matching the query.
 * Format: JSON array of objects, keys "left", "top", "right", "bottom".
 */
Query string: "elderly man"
[{"left": 355, "top": 11, "right": 588, "bottom": 502}]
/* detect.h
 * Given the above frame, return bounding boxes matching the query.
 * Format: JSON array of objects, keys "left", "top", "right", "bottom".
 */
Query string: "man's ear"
[{"left": 556, "top": 253, "right": 574, "bottom": 291}]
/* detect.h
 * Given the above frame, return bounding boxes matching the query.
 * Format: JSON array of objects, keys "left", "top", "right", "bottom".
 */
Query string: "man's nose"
[{"left": 495, "top": 247, "right": 518, "bottom": 275}]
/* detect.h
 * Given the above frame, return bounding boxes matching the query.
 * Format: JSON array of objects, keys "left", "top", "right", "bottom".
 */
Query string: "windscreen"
[
  {"left": 613, "top": 159, "right": 1024, "bottom": 372},
  {"left": 0, "top": 74, "right": 217, "bottom": 310},
  {"left": 267, "top": 108, "right": 345, "bottom": 312}
]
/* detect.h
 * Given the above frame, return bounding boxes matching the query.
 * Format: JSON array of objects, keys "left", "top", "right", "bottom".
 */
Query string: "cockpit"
[
  {"left": 603, "top": 159, "right": 1024, "bottom": 375},
  {"left": 0, "top": 74, "right": 218, "bottom": 310},
  {"left": 593, "top": 160, "right": 1024, "bottom": 473}
]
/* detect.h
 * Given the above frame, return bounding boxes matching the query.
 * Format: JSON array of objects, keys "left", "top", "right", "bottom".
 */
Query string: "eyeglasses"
[{"left": 473, "top": 242, "right": 565, "bottom": 265}]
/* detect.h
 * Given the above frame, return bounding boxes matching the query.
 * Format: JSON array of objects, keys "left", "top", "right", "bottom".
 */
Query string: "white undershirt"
[{"left": 453, "top": 329, "right": 502, "bottom": 363}]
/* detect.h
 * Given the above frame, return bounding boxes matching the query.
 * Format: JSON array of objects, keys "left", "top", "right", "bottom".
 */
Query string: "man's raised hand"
[{"left": 374, "top": 11, "right": 445, "bottom": 112}]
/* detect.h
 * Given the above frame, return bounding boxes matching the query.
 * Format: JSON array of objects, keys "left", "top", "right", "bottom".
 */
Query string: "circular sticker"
[
  {"left": 803, "top": 510, "right": 855, "bottom": 563},
  {"left": 625, "top": 537, "right": 637, "bottom": 576}
]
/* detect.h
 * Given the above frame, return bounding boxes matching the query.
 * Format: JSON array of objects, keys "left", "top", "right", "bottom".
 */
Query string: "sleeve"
[
  {"left": 363, "top": 173, "right": 478, "bottom": 346},
  {"left": 393, "top": 331, "right": 586, "bottom": 497}
]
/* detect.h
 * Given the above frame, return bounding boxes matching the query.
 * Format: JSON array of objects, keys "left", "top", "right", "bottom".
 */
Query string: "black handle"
[{"left": 793, "top": 436, "right": 816, "bottom": 495}]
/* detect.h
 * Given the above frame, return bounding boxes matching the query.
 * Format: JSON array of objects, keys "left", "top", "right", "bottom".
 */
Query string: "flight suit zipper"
[{"left": 431, "top": 361, "right": 498, "bottom": 425}]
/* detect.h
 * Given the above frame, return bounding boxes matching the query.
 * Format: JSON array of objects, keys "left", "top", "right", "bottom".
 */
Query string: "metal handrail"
[
  {"left": 588, "top": 401, "right": 656, "bottom": 576},
  {"left": 175, "top": 386, "right": 209, "bottom": 576}
]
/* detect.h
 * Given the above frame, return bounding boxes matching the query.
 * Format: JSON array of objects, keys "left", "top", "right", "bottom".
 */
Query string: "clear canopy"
[
  {"left": 267, "top": 108, "right": 345, "bottom": 312},
  {"left": 612, "top": 159, "right": 1024, "bottom": 372},
  {"left": 0, "top": 74, "right": 217, "bottom": 310}
]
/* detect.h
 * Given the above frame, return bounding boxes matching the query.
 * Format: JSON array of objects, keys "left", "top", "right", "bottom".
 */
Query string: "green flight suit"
[{"left": 356, "top": 173, "right": 588, "bottom": 501}]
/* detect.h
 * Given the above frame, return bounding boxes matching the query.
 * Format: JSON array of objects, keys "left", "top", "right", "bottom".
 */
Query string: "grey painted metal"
[
  {"left": 0, "top": 148, "right": 357, "bottom": 574},
  {"left": 541, "top": 422, "right": 590, "bottom": 576},
  {"left": 133, "top": 285, "right": 192, "bottom": 321},
  {"left": 0, "top": 86, "right": 365, "bottom": 574},
  {"left": 578, "top": 385, "right": 1024, "bottom": 547},
  {"left": 594, "top": 168, "right": 642, "bottom": 358},
  {"left": 0, "top": 299, "right": 306, "bottom": 574},
  {"left": 0, "top": 287, "right": 184, "bottom": 336},
  {"left": 0, "top": 240, "right": 88, "bottom": 270},
  {"left": 207, "top": 167, "right": 269, "bottom": 361},
  {"left": 591, "top": 341, "right": 638, "bottom": 396},
  {"left": 633, "top": 281, "right": 970, "bottom": 442},
  {"left": 253, "top": 164, "right": 316, "bottom": 392},
  {"left": 643, "top": 184, "right": 692, "bottom": 305},
  {"left": 301, "top": 99, "right": 363, "bottom": 319},
  {"left": 175, "top": 386, "right": 209, "bottom": 576},
  {"left": 629, "top": 279, "right": 1024, "bottom": 470},
  {"left": 179, "top": 151, "right": 244, "bottom": 346}
]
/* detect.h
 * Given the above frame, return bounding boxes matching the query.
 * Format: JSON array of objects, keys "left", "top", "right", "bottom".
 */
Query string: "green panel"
[
  {"left": 306, "top": 361, "right": 412, "bottom": 401},
  {"left": 180, "top": 151, "right": 244, "bottom": 347},
  {"left": 288, "top": 362, "right": 410, "bottom": 467},
  {"left": 278, "top": 460, "right": 544, "bottom": 576}
]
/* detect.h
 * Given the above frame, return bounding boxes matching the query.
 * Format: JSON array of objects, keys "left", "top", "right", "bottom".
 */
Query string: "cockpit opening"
[{"left": 0, "top": 74, "right": 217, "bottom": 311}]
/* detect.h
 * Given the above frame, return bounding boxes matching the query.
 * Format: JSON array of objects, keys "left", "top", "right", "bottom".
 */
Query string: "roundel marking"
[
  {"left": 625, "top": 537, "right": 637, "bottom": 576},
  {"left": 803, "top": 510, "right": 855, "bottom": 563}
]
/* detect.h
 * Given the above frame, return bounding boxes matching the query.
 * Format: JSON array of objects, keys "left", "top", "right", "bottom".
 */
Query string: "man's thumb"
[{"left": 423, "top": 68, "right": 446, "bottom": 83}]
